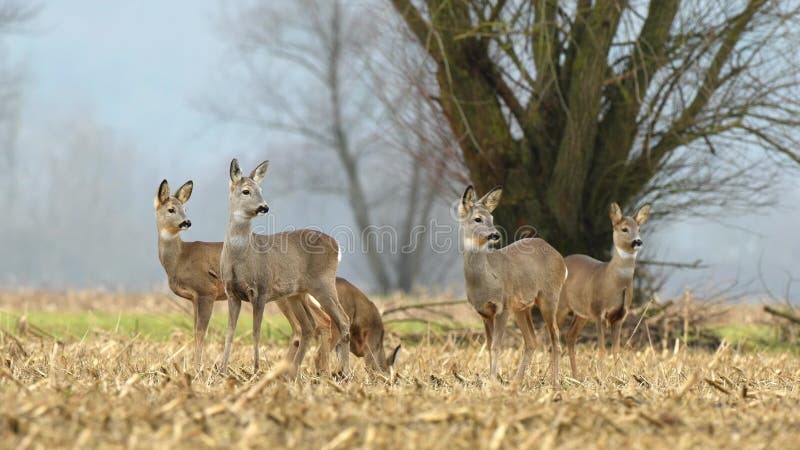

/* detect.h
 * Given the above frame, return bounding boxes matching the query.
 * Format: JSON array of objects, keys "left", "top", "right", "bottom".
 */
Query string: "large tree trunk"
[{"left": 390, "top": 0, "right": 786, "bottom": 261}]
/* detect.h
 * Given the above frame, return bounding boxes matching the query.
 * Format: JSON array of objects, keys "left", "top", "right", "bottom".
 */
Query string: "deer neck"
[
  {"left": 463, "top": 248, "right": 491, "bottom": 284},
  {"left": 608, "top": 246, "right": 638, "bottom": 281},
  {"left": 225, "top": 212, "right": 252, "bottom": 253},
  {"left": 157, "top": 230, "right": 184, "bottom": 274}
]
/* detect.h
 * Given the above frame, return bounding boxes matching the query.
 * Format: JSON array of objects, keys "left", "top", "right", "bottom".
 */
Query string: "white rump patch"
[{"left": 307, "top": 294, "right": 322, "bottom": 309}]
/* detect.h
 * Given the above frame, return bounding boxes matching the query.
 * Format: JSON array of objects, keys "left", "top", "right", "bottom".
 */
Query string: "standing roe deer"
[
  {"left": 219, "top": 159, "right": 351, "bottom": 377},
  {"left": 458, "top": 186, "right": 567, "bottom": 389},
  {"left": 154, "top": 179, "right": 225, "bottom": 369},
  {"left": 154, "top": 179, "right": 323, "bottom": 372},
  {"left": 284, "top": 278, "right": 401, "bottom": 374},
  {"left": 557, "top": 202, "right": 651, "bottom": 378}
]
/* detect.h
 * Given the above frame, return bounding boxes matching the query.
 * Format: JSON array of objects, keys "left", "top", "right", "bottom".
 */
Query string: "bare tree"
[
  {"left": 212, "top": 0, "right": 449, "bottom": 293},
  {"left": 0, "top": 1, "right": 37, "bottom": 206},
  {"left": 0, "top": 114, "right": 153, "bottom": 287},
  {"left": 390, "top": 0, "right": 800, "bottom": 258}
]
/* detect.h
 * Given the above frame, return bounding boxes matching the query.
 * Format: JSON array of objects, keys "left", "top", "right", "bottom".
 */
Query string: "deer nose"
[
  {"left": 256, "top": 204, "right": 269, "bottom": 215},
  {"left": 488, "top": 232, "right": 501, "bottom": 242},
  {"left": 179, "top": 220, "right": 192, "bottom": 229},
  {"left": 632, "top": 239, "right": 643, "bottom": 248}
]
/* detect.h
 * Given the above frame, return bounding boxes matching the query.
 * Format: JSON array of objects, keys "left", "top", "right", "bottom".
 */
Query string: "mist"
[{"left": 0, "top": 0, "right": 797, "bottom": 301}]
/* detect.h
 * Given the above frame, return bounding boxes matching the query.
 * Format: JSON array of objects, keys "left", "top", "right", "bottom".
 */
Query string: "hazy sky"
[
  {"left": 11, "top": 1, "right": 222, "bottom": 161},
  {"left": 4, "top": 1, "right": 799, "bottom": 300}
]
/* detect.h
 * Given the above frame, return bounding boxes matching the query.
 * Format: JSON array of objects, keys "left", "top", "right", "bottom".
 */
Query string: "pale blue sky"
[{"left": 13, "top": 0, "right": 221, "bottom": 158}]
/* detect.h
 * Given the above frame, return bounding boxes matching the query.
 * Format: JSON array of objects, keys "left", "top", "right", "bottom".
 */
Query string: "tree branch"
[
  {"left": 390, "top": 0, "right": 438, "bottom": 61},
  {"left": 626, "top": 0, "right": 769, "bottom": 190}
]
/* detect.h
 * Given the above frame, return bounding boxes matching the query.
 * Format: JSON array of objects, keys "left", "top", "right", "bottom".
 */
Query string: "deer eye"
[
  {"left": 474, "top": 217, "right": 483, "bottom": 223},
  {"left": 242, "top": 189, "right": 250, "bottom": 196},
  {"left": 167, "top": 208, "right": 175, "bottom": 214},
  {"left": 621, "top": 227, "right": 629, "bottom": 233}
]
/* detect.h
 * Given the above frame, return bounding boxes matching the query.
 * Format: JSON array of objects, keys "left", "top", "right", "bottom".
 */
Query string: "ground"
[{"left": 1, "top": 291, "right": 799, "bottom": 449}]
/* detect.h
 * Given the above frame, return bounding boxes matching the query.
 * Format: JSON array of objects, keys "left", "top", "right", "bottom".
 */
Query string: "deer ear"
[
  {"left": 609, "top": 202, "right": 623, "bottom": 224},
  {"left": 175, "top": 180, "right": 193, "bottom": 204},
  {"left": 249, "top": 160, "right": 269, "bottom": 184},
  {"left": 155, "top": 179, "right": 170, "bottom": 209},
  {"left": 386, "top": 344, "right": 401, "bottom": 367},
  {"left": 635, "top": 204, "right": 651, "bottom": 225},
  {"left": 459, "top": 185, "right": 476, "bottom": 218},
  {"left": 230, "top": 159, "right": 242, "bottom": 185},
  {"left": 479, "top": 186, "right": 503, "bottom": 212}
]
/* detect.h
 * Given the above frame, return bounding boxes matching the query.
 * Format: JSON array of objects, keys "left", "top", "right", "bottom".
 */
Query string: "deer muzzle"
[
  {"left": 179, "top": 220, "right": 192, "bottom": 229},
  {"left": 255, "top": 204, "right": 269, "bottom": 215}
]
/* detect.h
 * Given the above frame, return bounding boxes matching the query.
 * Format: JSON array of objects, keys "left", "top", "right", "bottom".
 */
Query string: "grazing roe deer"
[
  {"left": 284, "top": 278, "right": 401, "bottom": 374},
  {"left": 219, "top": 159, "right": 351, "bottom": 376},
  {"left": 458, "top": 186, "right": 567, "bottom": 388},
  {"left": 557, "top": 202, "right": 651, "bottom": 378},
  {"left": 154, "top": 179, "right": 323, "bottom": 372}
]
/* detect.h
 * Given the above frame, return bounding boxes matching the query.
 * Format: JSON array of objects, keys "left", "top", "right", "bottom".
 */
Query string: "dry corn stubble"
[
  {"left": 0, "top": 331, "right": 799, "bottom": 449},
  {"left": 1, "top": 291, "right": 799, "bottom": 449}
]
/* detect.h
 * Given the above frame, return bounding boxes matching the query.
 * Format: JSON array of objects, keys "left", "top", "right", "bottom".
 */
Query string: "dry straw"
[{"left": 0, "top": 292, "right": 798, "bottom": 449}]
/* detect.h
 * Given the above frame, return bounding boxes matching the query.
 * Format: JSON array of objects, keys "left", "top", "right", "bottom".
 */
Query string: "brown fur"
[
  {"left": 154, "top": 180, "right": 226, "bottom": 369},
  {"left": 458, "top": 186, "right": 567, "bottom": 389},
  {"left": 219, "top": 159, "right": 351, "bottom": 377},
  {"left": 154, "top": 179, "right": 315, "bottom": 371},
  {"left": 557, "top": 202, "right": 651, "bottom": 378},
  {"left": 284, "top": 278, "right": 400, "bottom": 374}
]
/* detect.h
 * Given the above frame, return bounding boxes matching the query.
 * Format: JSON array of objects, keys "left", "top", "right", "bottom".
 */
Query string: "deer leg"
[
  {"left": 540, "top": 300, "right": 562, "bottom": 390},
  {"left": 597, "top": 316, "right": 607, "bottom": 358},
  {"left": 304, "top": 295, "right": 333, "bottom": 376},
  {"left": 481, "top": 316, "right": 494, "bottom": 377},
  {"left": 220, "top": 295, "right": 242, "bottom": 372},
  {"left": 309, "top": 283, "right": 351, "bottom": 377},
  {"left": 611, "top": 319, "right": 623, "bottom": 356},
  {"left": 566, "top": 315, "right": 588, "bottom": 379},
  {"left": 490, "top": 308, "right": 508, "bottom": 381},
  {"left": 194, "top": 297, "right": 214, "bottom": 371},
  {"left": 251, "top": 298, "right": 266, "bottom": 373},
  {"left": 285, "top": 297, "right": 315, "bottom": 379},
  {"left": 513, "top": 309, "right": 536, "bottom": 384},
  {"left": 275, "top": 299, "right": 301, "bottom": 364},
  {"left": 192, "top": 300, "right": 200, "bottom": 369}
]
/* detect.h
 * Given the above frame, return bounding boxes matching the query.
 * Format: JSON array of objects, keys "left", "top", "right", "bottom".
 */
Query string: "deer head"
[
  {"left": 458, "top": 185, "right": 503, "bottom": 251},
  {"left": 228, "top": 159, "right": 270, "bottom": 220},
  {"left": 609, "top": 202, "right": 651, "bottom": 258},
  {"left": 154, "top": 179, "right": 193, "bottom": 239}
]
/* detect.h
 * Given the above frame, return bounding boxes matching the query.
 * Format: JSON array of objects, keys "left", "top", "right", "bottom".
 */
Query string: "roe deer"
[
  {"left": 283, "top": 277, "right": 401, "bottom": 374},
  {"left": 154, "top": 179, "right": 225, "bottom": 369},
  {"left": 219, "top": 159, "right": 351, "bottom": 377},
  {"left": 557, "top": 202, "right": 651, "bottom": 378},
  {"left": 458, "top": 186, "right": 567, "bottom": 389},
  {"left": 154, "top": 179, "right": 321, "bottom": 372}
]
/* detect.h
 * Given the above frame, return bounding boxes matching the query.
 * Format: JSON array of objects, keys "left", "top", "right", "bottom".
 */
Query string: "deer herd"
[{"left": 154, "top": 159, "right": 651, "bottom": 390}]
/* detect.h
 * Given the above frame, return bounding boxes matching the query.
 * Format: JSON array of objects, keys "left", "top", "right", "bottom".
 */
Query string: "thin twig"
[{"left": 382, "top": 300, "right": 465, "bottom": 316}]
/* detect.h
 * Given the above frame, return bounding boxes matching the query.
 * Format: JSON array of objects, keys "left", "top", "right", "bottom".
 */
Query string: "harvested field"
[{"left": 1, "top": 291, "right": 799, "bottom": 449}]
